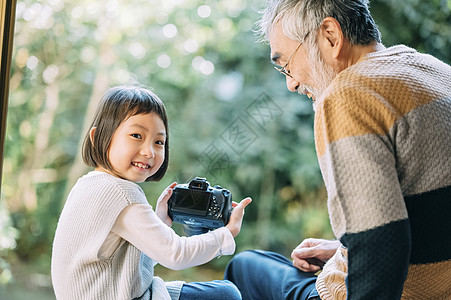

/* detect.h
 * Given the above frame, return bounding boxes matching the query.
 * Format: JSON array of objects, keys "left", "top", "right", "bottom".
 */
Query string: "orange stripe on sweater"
[
  {"left": 401, "top": 260, "right": 451, "bottom": 299},
  {"left": 315, "top": 73, "right": 436, "bottom": 157}
]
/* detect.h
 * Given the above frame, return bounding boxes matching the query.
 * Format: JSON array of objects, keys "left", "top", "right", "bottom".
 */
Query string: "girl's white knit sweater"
[{"left": 51, "top": 171, "right": 234, "bottom": 300}]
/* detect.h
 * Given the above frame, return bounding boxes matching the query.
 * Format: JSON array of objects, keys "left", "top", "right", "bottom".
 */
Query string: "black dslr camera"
[{"left": 168, "top": 177, "right": 232, "bottom": 236}]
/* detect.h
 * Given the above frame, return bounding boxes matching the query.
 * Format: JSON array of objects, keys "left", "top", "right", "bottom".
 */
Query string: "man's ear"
[
  {"left": 318, "top": 17, "right": 344, "bottom": 60},
  {"left": 89, "top": 127, "right": 97, "bottom": 146}
]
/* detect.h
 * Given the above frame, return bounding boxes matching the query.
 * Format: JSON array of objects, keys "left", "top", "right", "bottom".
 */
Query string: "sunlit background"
[{"left": 1, "top": 0, "right": 450, "bottom": 298}]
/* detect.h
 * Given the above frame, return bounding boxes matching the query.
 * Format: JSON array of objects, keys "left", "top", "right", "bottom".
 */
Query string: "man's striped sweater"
[{"left": 313, "top": 45, "right": 451, "bottom": 299}]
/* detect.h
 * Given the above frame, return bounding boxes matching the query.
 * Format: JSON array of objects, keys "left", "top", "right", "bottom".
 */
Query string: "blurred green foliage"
[{"left": 1, "top": 0, "right": 450, "bottom": 295}]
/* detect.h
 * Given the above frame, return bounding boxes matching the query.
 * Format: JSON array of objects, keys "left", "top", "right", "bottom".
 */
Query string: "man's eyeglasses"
[
  {"left": 274, "top": 41, "right": 302, "bottom": 78},
  {"left": 274, "top": 30, "right": 312, "bottom": 78}
]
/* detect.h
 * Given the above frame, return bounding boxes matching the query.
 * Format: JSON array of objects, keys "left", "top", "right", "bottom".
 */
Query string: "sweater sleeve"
[
  {"left": 315, "top": 81, "right": 411, "bottom": 299},
  {"left": 111, "top": 203, "right": 235, "bottom": 270}
]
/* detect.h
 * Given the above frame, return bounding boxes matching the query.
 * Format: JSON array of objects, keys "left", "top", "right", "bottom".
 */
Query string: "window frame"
[{"left": 0, "top": 0, "right": 17, "bottom": 194}]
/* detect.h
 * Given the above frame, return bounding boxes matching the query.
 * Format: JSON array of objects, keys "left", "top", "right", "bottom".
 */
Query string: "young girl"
[{"left": 51, "top": 85, "right": 252, "bottom": 300}]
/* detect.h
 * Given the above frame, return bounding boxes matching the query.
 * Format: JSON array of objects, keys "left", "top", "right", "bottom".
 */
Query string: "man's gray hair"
[{"left": 256, "top": 0, "right": 381, "bottom": 45}]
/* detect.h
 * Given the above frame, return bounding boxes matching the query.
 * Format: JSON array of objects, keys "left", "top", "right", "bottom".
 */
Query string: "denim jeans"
[
  {"left": 179, "top": 279, "right": 242, "bottom": 299},
  {"left": 224, "top": 250, "right": 320, "bottom": 300}
]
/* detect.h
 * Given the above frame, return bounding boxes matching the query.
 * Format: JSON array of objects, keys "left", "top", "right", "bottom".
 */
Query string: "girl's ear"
[{"left": 89, "top": 127, "right": 97, "bottom": 146}]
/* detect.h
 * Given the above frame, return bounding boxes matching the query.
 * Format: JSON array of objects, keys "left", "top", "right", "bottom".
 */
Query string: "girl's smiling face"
[{"left": 94, "top": 112, "right": 166, "bottom": 183}]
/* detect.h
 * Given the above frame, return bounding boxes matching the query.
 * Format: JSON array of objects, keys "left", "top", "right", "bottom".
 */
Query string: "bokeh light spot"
[
  {"left": 162, "top": 24, "right": 177, "bottom": 38},
  {"left": 197, "top": 5, "right": 211, "bottom": 18},
  {"left": 157, "top": 54, "right": 171, "bottom": 68}
]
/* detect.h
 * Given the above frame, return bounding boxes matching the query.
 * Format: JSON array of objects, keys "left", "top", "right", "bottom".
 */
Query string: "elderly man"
[{"left": 224, "top": 0, "right": 451, "bottom": 299}]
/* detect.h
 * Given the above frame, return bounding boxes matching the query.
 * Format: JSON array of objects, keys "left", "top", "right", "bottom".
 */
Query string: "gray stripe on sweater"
[{"left": 319, "top": 97, "right": 451, "bottom": 238}]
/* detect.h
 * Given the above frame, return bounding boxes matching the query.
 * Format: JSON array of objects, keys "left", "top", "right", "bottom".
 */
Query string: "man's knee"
[
  {"left": 227, "top": 250, "right": 259, "bottom": 272},
  {"left": 225, "top": 250, "right": 265, "bottom": 282},
  {"left": 229, "top": 250, "right": 262, "bottom": 265},
  {"left": 229, "top": 250, "right": 287, "bottom": 268}
]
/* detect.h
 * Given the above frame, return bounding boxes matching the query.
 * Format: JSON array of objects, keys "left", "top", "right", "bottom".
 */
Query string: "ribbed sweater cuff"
[{"left": 213, "top": 227, "right": 236, "bottom": 256}]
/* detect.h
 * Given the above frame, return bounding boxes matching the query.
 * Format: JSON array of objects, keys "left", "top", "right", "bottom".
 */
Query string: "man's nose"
[{"left": 286, "top": 76, "right": 299, "bottom": 92}]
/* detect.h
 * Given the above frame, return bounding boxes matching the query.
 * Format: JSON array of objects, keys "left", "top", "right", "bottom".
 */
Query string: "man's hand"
[
  {"left": 291, "top": 238, "right": 341, "bottom": 272},
  {"left": 155, "top": 182, "right": 177, "bottom": 227}
]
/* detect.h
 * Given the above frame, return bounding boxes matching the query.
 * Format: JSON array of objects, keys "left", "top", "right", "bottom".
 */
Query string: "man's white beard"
[{"left": 298, "top": 42, "right": 339, "bottom": 100}]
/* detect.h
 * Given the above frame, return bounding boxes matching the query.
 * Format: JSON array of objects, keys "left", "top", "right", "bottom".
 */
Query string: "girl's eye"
[
  {"left": 156, "top": 140, "right": 165, "bottom": 146},
  {"left": 131, "top": 133, "right": 142, "bottom": 139}
]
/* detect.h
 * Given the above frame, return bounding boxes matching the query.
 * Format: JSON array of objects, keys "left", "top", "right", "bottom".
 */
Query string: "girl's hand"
[
  {"left": 225, "top": 197, "right": 252, "bottom": 237},
  {"left": 155, "top": 182, "right": 177, "bottom": 227}
]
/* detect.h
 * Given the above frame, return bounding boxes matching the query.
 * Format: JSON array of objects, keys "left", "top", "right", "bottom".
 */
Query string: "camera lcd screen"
[{"left": 171, "top": 190, "right": 211, "bottom": 216}]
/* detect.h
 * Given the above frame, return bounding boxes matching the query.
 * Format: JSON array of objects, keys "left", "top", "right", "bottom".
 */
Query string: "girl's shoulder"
[{"left": 76, "top": 171, "right": 147, "bottom": 205}]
